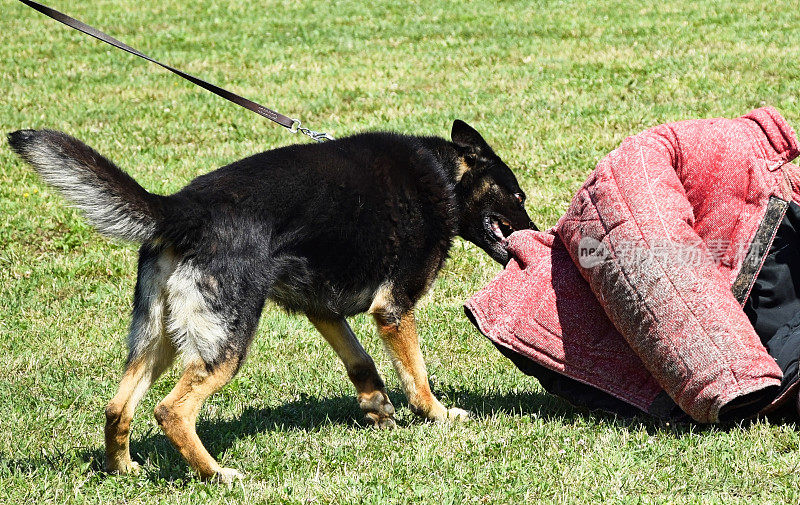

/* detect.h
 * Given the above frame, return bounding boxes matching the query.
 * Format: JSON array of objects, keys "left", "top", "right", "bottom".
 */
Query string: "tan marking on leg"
[
  {"left": 373, "top": 310, "right": 469, "bottom": 422},
  {"left": 154, "top": 357, "right": 241, "bottom": 482},
  {"left": 105, "top": 338, "right": 175, "bottom": 474},
  {"left": 308, "top": 316, "right": 395, "bottom": 428},
  {"left": 373, "top": 310, "right": 446, "bottom": 420}
]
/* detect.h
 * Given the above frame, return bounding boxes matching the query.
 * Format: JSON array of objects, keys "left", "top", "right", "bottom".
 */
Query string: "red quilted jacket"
[{"left": 466, "top": 107, "right": 800, "bottom": 422}]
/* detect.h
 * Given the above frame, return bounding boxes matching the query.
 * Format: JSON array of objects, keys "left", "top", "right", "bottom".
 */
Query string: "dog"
[{"left": 8, "top": 120, "right": 534, "bottom": 483}]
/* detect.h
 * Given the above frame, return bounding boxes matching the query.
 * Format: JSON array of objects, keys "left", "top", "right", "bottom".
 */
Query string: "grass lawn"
[{"left": 2, "top": 0, "right": 800, "bottom": 503}]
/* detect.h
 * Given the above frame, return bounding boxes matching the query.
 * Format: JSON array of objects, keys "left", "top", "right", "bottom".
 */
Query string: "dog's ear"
[{"left": 451, "top": 120, "right": 489, "bottom": 150}]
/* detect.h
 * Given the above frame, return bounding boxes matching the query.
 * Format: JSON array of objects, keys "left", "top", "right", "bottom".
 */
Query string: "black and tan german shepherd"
[{"left": 8, "top": 120, "right": 534, "bottom": 483}]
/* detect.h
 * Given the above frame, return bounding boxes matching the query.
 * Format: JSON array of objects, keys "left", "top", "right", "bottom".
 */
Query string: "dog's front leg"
[{"left": 371, "top": 308, "right": 469, "bottom": 422}]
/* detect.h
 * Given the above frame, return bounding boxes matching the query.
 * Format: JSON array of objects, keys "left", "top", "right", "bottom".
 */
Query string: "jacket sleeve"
[{"left": 556, "top": 122, "right": 782, "bottom": 423}]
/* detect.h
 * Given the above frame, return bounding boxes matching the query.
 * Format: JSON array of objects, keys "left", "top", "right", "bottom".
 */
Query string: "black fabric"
[
  {"left": 732, "top": 197, "right": 790, "bottom": 303},
  {"left": 744, "top": 201, "right": 800, "bottom": 398},
  {"left": 491, "top": 342, "right": 686, "bottom": 420}
]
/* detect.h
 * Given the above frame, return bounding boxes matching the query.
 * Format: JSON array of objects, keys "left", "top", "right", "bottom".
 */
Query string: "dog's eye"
[{"left": 514, "top": 193, "right": 525, "bottom": 205}]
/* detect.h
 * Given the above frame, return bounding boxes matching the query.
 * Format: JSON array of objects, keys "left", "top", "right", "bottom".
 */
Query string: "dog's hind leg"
[
  {"left": 105, "top": 247, "right": 176, "bottom": 474},
  {"left": 154, "top": 356, "right": 243, "bottom": 483},
  {"left": 308, "top": 317, "right": 396, "bottom": 428},
  {"left": 105, "top": 338, "right": 175, "bottom": 474},
  {"left": 154, "top": 260, "right": 264, "bottom": 483}
]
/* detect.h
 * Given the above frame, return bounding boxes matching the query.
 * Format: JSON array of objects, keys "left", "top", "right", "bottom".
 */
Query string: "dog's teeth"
[{"left": 491, "top": 221, "right": 504, "bottom": 240}]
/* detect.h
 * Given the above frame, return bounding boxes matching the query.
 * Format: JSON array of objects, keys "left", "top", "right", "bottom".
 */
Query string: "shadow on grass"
[
  {"left": 129, "top": 385, "right": 800, "bottom": 483},
  {"left": 5, "top": 384, "right": 798, "bottom": 484},
  {"left": 448, "top": 383, "right": 800, "bottom": 435}
]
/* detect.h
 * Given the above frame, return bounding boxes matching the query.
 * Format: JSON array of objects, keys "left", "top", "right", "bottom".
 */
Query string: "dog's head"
[{"left": 451, "top": 120, "right": 536, "bottom": 265}]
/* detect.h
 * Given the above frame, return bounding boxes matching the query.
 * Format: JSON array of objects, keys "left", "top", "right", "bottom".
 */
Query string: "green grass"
[{"left": 2, "top": 0, "right": 800, "bottom": 503}]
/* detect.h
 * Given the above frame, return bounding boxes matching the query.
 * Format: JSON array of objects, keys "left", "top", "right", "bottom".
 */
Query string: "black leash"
[{"left": 16, "top": 0, "right": 334, "bottom": 142}]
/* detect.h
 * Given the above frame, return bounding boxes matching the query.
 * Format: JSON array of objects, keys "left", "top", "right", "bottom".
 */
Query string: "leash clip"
[{"left": 289, "top": 119, "right": 335, "bottom": 143}]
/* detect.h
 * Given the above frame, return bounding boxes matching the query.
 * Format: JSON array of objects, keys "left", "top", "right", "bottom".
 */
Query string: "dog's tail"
[{"left": 8, "top": 129, "right": 165, "bottom": 243}]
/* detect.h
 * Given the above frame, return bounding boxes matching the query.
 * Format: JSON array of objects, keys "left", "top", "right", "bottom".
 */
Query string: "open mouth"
[{"left": 488, "top": 215, "right": 515, "bottom": 241}]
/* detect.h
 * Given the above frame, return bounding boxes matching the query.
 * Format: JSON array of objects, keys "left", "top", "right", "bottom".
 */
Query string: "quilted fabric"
[{"left": 466, "top": 107, "right": 800, "bottom": 422}]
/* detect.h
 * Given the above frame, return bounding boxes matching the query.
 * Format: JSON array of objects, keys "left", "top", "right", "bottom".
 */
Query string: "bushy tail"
[{"left": 8, "top": 129, "right": 164, "bottom": 242}]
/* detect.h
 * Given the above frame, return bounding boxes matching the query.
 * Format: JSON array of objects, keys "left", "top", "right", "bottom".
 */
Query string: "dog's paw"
[
  {"left": 358, "top": 390, "right": 396, "bottom": 429},
  {"left": 211, "top": 467, "right": 243, "bottom": 485},
  {"left": 425, "top": 402, "right": 472, "bottom": 423},
  {"left": 446, "top": 407, "right": 471, "bottom": 421},
  {"left": 364, "top": 412, "right": 397, "bottom": 429},
  {"left": 106, "top": 458, "right": 141, "bottom": 475}
]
